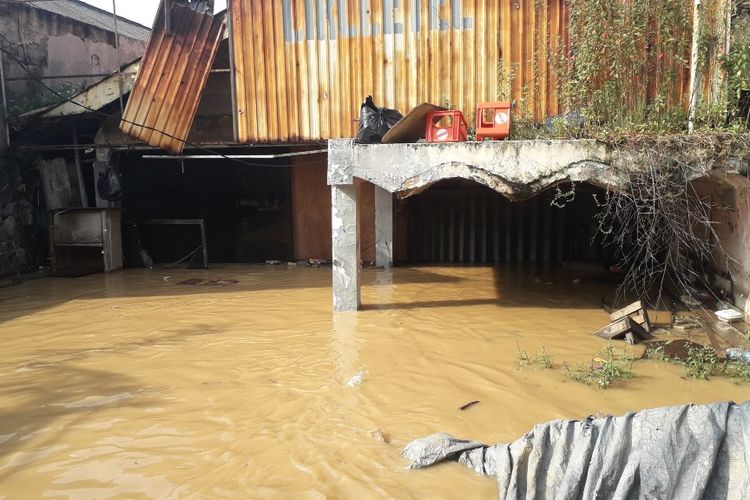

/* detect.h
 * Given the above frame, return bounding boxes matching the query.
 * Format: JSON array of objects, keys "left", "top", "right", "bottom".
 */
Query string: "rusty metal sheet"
[
  {"left": 229, "top": 0, "right": 573, "bottom": 143},
  {"left": 229, "top": 0, "right": 722, "bottom": 144},
  {"left": 120, "top": 1, "right": 225, "bottom": 154}
]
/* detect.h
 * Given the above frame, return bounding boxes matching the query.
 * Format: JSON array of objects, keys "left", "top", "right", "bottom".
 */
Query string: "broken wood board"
[
  {"left": 594, "top": 316, "right": 651, "bottom": 342},
  {"left": 177, "top": 278, "right": 238, "bottom": 286},
  {"left": 609, "top": 300, "right": 652, "bottom": 333},
  {"left": 381, "top": 103, "right": 446, "bottom": 144}
]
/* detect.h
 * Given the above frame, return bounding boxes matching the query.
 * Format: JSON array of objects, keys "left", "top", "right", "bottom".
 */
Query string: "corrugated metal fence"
[
  {"left": 228, "top": 0, "right": 730, "bottom": 144},
  {"left": 403, "top": 183, "right": 608, "bottom": 264},
  {"left": 230, "top": 0, "right": 571, "bottom": 143}
]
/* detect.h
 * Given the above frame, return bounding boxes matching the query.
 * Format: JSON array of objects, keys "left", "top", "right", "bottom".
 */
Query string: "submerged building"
[{"left": 5, "top": 0, "right": 750, "bottom": 314}]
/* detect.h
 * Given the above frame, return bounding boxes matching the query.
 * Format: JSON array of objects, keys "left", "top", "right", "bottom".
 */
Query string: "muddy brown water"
[{"left": 0, "top": 265, "right": 747, "bottom": 498}]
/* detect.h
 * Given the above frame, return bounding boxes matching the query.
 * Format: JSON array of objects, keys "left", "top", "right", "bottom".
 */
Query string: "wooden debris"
[
  {"left": 458, "top": 400, "right": 480, "bottom": 411},
  {"left": 682, "top": 304, "right": 750, "bottom": 360},
  {"left": 371, "top": 428, "right": 391, "bottom": 444},
  {"left": 381, "top": 103, "right": 445, "bottom": 143},
  {"left": 177, "top": 278, "right": 238, "bottom": 286},
  {"left": 609, "top": 300, "right": 652, "bottom": 333},
  {"left": 594, "top": 316, "right": 651, "bottom": 343}
]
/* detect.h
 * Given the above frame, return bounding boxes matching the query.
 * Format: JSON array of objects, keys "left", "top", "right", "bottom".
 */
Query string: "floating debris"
[
  {"left": 346, "top": 369, "right": 367, "bottom": 387},
  {"left": 177, "top": 279, "right": 238, "bottom": 286},
  {"left": 371, "top": 428, "right": 391, "bottom": 443},
  {"left": 458, "top": 400, "right": 480, "bottom": 411}
]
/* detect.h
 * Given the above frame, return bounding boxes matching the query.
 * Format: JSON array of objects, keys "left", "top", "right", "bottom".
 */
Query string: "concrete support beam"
[
  {"left": 332, "top": 184, "right": 360, "bottom": 311},
  {"left": 327, "top": 138, "right": 624, "bottom": 312},
  {"left": 328, "top": 139, "right": 621, "bottom": 200},
  {"left": 374, "top": 185, "right": 393, "bottom": 268}
]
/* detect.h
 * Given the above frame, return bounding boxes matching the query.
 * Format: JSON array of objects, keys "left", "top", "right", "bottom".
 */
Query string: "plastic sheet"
[
  {"left": 96, "top": 168, "right": 122, "bottom": 201},
  {"left": 402, "top": 401, "right": 750, "bottom": 499},
  {"left": 355, "top": 96, "right": 402, "bottom": 144}
]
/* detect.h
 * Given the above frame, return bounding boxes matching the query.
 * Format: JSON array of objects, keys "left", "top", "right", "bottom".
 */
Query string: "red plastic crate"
[
  {"left": 425, "top": 110, "right": 468, "bottom": 143},
  {"left": 476, "top": 102, "right": 511, "bottom": 140}
]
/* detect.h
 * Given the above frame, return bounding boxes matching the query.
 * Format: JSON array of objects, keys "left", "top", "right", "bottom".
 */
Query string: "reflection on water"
[{"left": 0, "top": 265, "right": 745, "bottom": 498}]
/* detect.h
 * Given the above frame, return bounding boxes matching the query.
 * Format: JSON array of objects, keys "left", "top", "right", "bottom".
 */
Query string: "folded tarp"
[{"left": 402, "top": 401, "right": 750, "bottom": 499}]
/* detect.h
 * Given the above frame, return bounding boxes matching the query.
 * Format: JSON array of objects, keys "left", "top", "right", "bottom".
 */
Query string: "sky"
[{"left": 80, "top": 0, "right": 227, "bottom": 28}]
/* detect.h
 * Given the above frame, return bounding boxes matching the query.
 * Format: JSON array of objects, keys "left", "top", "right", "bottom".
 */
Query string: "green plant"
[
  {"left": 516, "top": 341, "right": 532, "bottom": 368},
  {"left": 684, "top": 344, "right": 720, "bottom": 379},
  {"left": 719, "top": 361, "right": 750, "bottom": 382},
  {"left": 516, "top": 342, "right": 554, "bottom": 369},
  {"left": 565, "top": 344, "right": 634, "bottom": 388},
  {"left": 645, "top": 343, "right": 668, "bottom": 361},
  {"left": 536, "top": 345, "right": 554, "bottom": 369}
]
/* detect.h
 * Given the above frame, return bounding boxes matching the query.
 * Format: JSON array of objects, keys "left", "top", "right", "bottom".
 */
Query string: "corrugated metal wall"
[
  {"left": 402, "top": 183, "right": 608, "bottom": 264},
  {"left": 229, "top": 0, "right": 728, "bottom": 144},
  {"left": 230, "top": 0, "right": 570, "bottom": 143}
]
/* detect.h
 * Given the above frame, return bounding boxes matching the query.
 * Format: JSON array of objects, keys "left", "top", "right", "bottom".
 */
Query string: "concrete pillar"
[
  {"left": 374, "top": 185, "right": 393, "bottom": 268},
  {"left": 332, "top": 184, "right": 360, "bottom": 311}
]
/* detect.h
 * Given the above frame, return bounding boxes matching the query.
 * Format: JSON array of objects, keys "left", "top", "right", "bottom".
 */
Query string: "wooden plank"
[
  {"left": 610, "top": 301, "right": 646, "bottom": 321},
  {"left": 594, "top": 317, "right": 650, "bottom": 342},
  {"left": 381, "top": 102, "right": 445, "bottom": 143}
]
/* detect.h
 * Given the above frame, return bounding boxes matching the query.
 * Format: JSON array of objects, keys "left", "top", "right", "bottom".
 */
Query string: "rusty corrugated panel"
[
  {"left": 230, "top": 0, "right": 571, "bottom": 143},
  {"left": 229, "top": 0, "right": 716, "bottom": 144},
  {"left": 120, "top": 1, "right": 225, "bottom": 154}
]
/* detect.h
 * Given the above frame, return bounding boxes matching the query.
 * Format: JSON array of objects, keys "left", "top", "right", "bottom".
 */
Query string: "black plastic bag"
[
  {"left": 97, "top": 168, "right": 122, "bottom": 201},
  {"left": 355, "top": 96, "right": 402, "bottom": 144}
]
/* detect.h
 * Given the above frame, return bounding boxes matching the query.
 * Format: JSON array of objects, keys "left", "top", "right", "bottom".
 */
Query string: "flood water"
[{"left": 0, "top": 265, "right": 747, "bottom": 498}]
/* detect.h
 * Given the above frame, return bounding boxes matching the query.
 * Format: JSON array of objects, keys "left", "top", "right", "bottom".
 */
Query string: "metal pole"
[
  {"left": 724, "top": 0, "right": 733, "bottom": 121},
  {"left": 141, "top": 149, "right": 329, "bottom": 160},
  {"left": 111, "top": 0, "right": 124, "bottom": 115},
  {"left": 226, "top": 0, "right": 239, "bottom": 143},
  {"left": 0, "top": 49, "right": 10, "bottom": 150},
  {"left": 688, "top": 0, "right": 702, "bottom": 133}
]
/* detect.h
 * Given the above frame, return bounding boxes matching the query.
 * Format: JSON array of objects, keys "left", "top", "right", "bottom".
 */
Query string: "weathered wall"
[
  {"left": 356, "top": 179, "right": 376, "bottom": 265},
  {"left": 0, "top": 2, "right": 146, "bottom": 113},
  {"left": 291, "top": 155, "right": 332, "bottom": 260},
  {"left": 0, "top": 156, "right": 39, "bottom": 277},
  {"left": 694, "top": 174, "right": 750, "bottom": 316}
]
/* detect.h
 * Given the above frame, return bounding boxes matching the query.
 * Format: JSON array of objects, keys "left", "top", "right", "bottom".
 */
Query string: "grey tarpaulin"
[{"left": 402, "top": 401, "right": 750, "bottom": 499}]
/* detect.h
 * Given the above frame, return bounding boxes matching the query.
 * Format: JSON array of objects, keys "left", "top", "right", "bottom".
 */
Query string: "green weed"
[
  {"left": 684, "top": 344, "right": 720, "bottom": 380},
  {"left": 565, "top": 344, "right": 634, "bottom": 389},
  {"left": 516, "top": 342, "right": 554, "bottom": 369}
]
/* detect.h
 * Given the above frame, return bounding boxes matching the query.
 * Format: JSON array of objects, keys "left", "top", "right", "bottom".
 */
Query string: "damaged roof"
[
  {"left": 119, "top": 1, "right": 225, "bottom": 154},
  {"left": 23, "top": 0, "right": 151, "bottom": 42}
]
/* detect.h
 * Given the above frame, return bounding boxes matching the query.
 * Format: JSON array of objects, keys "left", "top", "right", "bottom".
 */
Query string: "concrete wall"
[
  {"left": 694, "top": 174, "right": 750, "bottom": 316},
  {"left": 0, "top": 157, "right": 38, "bottom": 277},
  {"left": 0, "top": 2, "right": 145, "bottom": 114}
]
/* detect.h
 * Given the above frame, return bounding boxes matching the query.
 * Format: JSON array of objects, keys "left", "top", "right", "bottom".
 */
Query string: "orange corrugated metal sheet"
[
  {"left": 120, "top": 1, "right": 225, "bottom": 154},
  {"left": 229, "top": 0, "right": 572, "bottom": 143},
  {"left": 229, "top": 0, "right": 721, "bottom": 144}
]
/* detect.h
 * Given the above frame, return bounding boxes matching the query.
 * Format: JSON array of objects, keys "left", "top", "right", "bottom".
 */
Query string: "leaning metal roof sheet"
[{"left": 119, "top": 1, "right": 225, "bottom": 154}]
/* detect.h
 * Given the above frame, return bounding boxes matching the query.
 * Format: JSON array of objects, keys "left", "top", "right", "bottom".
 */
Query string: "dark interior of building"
[
  {"left": 120, "top": 154, "right": 293, "bottom": 266},
  {"left": 395, "top": 180, "right": 612, "bottom": 266}
]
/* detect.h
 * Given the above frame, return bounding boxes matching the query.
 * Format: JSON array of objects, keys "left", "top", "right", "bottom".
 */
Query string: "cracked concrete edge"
[
  {"left": 328, "top": 139, "right": 738, "bottom": 199},
  {"left": 327, "top": 139, "right": 622, "bottom": 199}
]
